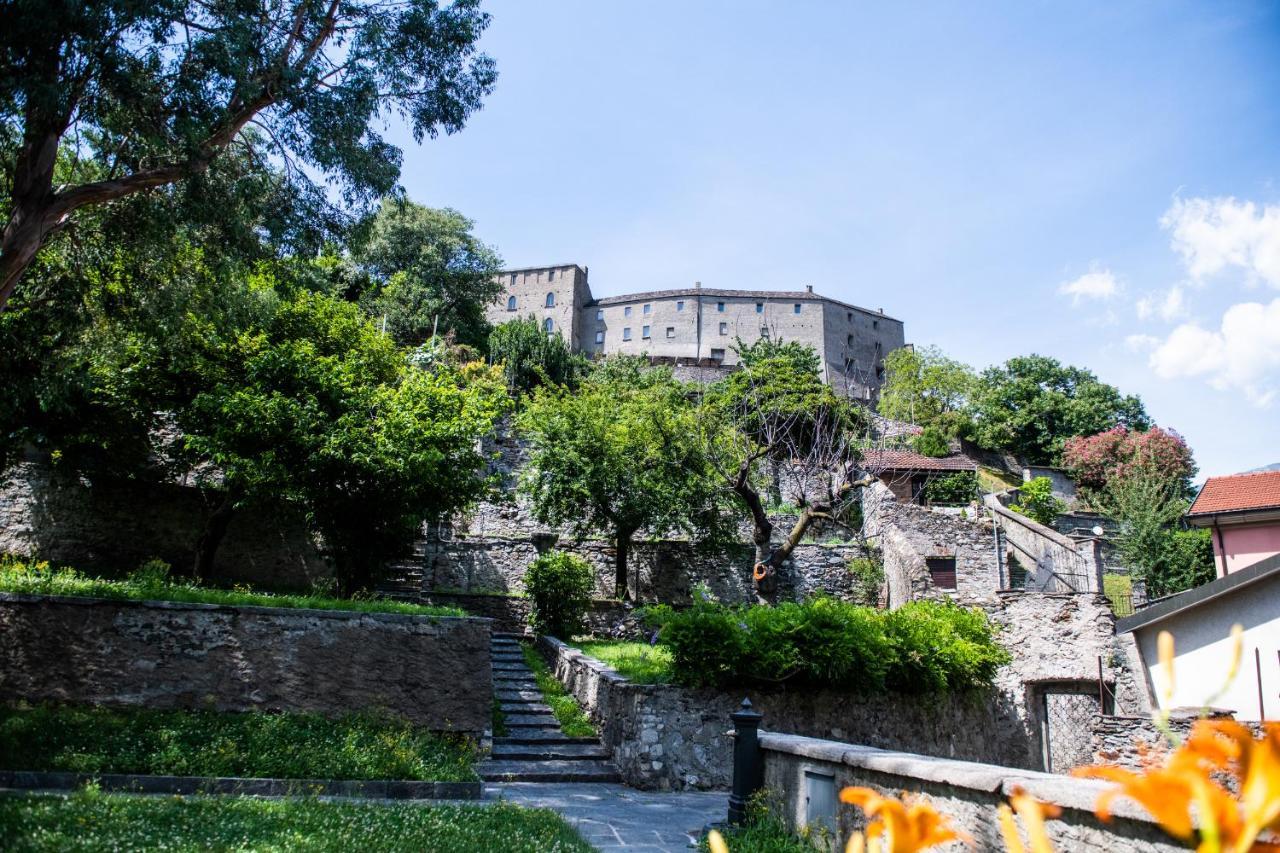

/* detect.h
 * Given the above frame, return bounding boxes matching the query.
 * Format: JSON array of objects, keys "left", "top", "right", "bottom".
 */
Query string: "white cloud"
[
  {"left": 1135, "top": 285, "right": 1187, "bottom": 322},
  {"left": 1059, "top": 267, "right": 1120, "bottom": 304},
  {"left": 1161, "top": 197, "right": 1280, "bottom": 288},
  {"left": 1125, "top": 334, "right": 1159, "bottom": 352},
  {"left": 1148, "top": 298, "right": 1280, "bottom": 407}
]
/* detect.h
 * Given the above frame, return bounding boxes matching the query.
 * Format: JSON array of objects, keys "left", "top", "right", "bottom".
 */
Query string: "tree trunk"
[
  {"left": 614, "top": 530, "right": 633, "bottom": 600},
  {"left": 194, "top": 490, "right": 239, "bottom": 582}
]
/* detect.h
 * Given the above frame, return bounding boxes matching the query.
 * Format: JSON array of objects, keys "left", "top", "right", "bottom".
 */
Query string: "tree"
[
  {"left": 1102, "top": 472, "right": 1213, "bottom": 597},
  {"left": 877, "top": 345, "right": 974, "bottom": 434},
  {"left": 968, "top": 355, "right": 1149, "bottom": 464},
  {"left": 1062, "top": 426, "right": 1196, "bottom": 504},
  {"left": 488, "top": 315, "right": 586, "bottom": 393},
  {"left": 1009, "top": 476, "right": 1066, "bottom": 526},
  {"left": 517, "top": 359, "right": 724, "bottom": 599},
  {"left": 700, "top": 338, "right": 875, "bottom": 586},
  {"left": 0, "top": 0, "right": 497, "bottom": 309},
  {"left": 353, "top": 200, "right": 503, "bottom": 348}
]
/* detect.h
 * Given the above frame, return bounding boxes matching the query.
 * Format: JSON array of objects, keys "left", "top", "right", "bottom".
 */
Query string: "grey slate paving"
[{"left": 488, "top": 782, "right": 727, "bottom": 851}]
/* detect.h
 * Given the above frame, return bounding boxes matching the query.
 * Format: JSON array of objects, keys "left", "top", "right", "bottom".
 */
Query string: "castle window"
[
  {"left": 642, "top": 325, "right": 651, "bottom": 339},
  {"left": 756, "top": 303, "right": 763, "bottom": 313},
  {"left": 847, "top": 311, "right": 853, "bottom": 322},
  {"left": 596, "top": 309, "right": 604, "bottom": 321},
  {"left": 543, "top": 318, "right": 554, "bottom": 333},
  {"left": 847, "top": 334, "right": 853, "bottom": 346},
  {"left": 873, "top": 319, "right": 879, "bottom": 330},
  {"left": 623, "top": 327, "right": 632, "bottom": 341},
  {"left": 717, "top": 301, "right": 725, "bottom": 312},
  {"left": 793, "top": 303, "right": 801, "bottom": 314},
  {"left": 507, "top": 295, "right": 517, "bottom": 311},
  {"left": 545, "top": 292, "right": 555, "bottom": 308},
  {"left": 760, "top": 326, "right": 770, "bottom": 338},
  {"left": 624, "top": 306, "right": 632, "bottom": 318},
  {"left": 926, "top": 557, "right": 957, "bottom": 590},
  {"left": 719, "top": 322, "right": 728, "bottom": 335},
  {"left": 595, "top": 331, "right": 604, "bottom": 344},
  {"left": 511, "top": 273, "right": 517, "bottom": 286},
  {"left": 548, "top": 269, "right": 555, "bottom": 282},
  {"left": 676, "top": 301, "right": 684, "bottom": 312},
  {"left": 643, "top": 303, "right": 651, "bottom": 315},
  {"left": 710, "top": 348, "right": 726, "bottom": 361},
  {"left": 666, "top": 327, "right": 675, "bottom": 338}
]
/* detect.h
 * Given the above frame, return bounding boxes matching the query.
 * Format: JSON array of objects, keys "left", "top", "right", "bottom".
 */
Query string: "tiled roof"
[
  {"left": 1188, "top": 470, "right": 1280, "bottom": 516},
  {"left": 590, "top": 288, "right": 900, "bottom": 322},
  {"left": 861, "top": 449, "right": 979, "bottom": 473}
]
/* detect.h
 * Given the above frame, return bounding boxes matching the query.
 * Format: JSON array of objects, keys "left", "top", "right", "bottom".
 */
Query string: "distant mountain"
[{"left": 1247, "top": 462, "right": 1280, "bottom": 473}]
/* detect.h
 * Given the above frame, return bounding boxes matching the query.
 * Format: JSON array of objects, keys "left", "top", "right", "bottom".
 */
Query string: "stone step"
[
  {"left": 491, "top": 655, "right": 525, "bottom": 664},
  {"left": 492, "top": 662, "right": 530, "bottom": 672},
  {"left": 491, "top": 743, "right": 611, "bottom": 761},
  {"left": 498, "top": 702, "right": 552, "bottom": 715},
  {"left": 494, "top": 733, "right": 599, "bottom": 745},
  {"left": 493, "top": 632, "right": 527, "bottom": 641},
  {"left": 478, "top": 760, "right": 620, "bottom": 783},
  {"left": 495, "top": 690, "right": 543, "bottom": 702},
  {"left": 503, "top": 713, "right": 559, "bottom": 727},
  {"left": 493, "top": 678, "right": 537, "bottom": 688}
]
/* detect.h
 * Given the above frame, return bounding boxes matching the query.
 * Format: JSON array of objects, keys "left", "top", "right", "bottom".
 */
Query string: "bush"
[
  {"left": 657, "top": 598, "right": 1007, "bottom": 694},
  {"left": 1010, "top": 476, "right": 1065, "bottom": 526},
  {"left": 846, "top": 555, "right": 884, "bottom": 606},
  {"left": 524, "top": 551, "right": 594, "bottom": 639},
  {"left": 910, "top": 426, "right": 951, "bottom": 458},
  {"left": 922, "top": 472, "right": 977, "bottom": 506},
  {"left": 1149, "top": 527, "right": 1216, "bottom": 597}
]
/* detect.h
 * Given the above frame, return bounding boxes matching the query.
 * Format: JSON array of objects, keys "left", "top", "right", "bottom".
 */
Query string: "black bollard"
[{"left": 727, "top": 697, "right": 764, "bottom": 826}]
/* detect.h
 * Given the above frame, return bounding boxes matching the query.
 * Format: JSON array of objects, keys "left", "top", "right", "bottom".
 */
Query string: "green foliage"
[
  {"left": 489, "top": 315, "right": 587, "bottom": 393},
  {"left": 525, "top": 551, "right": 595, "bottom": 639},
  {"left": 1152, "top": 528, "right": 1216, "bottom": 597},
  {"left": 922, "top": 472, "right": 978, "bottom": 506},
  {"left": 877, "top": 345, "right": 975, "bottom": 433},
  {"left": 846, "top": 554, "right": 885, "bottom": 605},
  {"left": 354, "top": 201, "right": 504, "bottom": 349},
  {"left": 0, "top": 556, "right": 463, "bottom": 618},
  {"left": 656, "top": 598, "right": 1007, "bottom": 693},
  {"left": 910, "top": 426, "right": 951, "bottom": 458},
  {"left": 969, "top": 354, "right": 1149, "bottom": 464},
  {"left": 0, "top": 794, "right": 593, "bottom": 853},
  {"left": 698, "top": 795, "right": 822, "bottom": 852},
  {"left": 520, "top": 645, "right": 596, "bottom": 739},
  {"left": 518, "top": 362, "right": 727, "bottom": 597},
  {"left": 1010, "top": 477, "right": 1066, "bottom": 526},
  {"left": 573, "top": 642, "right": 674, "bottom": 685},
  {"left": 0, "top": 705, "right": 476, "bottom": 782}
]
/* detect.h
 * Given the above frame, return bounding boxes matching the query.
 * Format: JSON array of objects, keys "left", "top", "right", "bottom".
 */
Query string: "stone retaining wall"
[
  {"left": 1089, "top": 713, "right": 1263, "bottom": 771},
  {"left": 760, "top": 731, "right": 1183, "bottom": 851},
  {"left": 0, "top": 593, "right": 491, "bottom": 734},
  {"left": 421, "top": 591, "right": 639, "bottom": 637}
]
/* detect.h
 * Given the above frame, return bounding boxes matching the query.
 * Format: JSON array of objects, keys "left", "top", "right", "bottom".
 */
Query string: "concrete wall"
[
  {"left": 0, "top": 460, "right": 331, "bottom": 590},
  {"left": 0, "top": 594, "right": 492, "bottom": 734},
  {"left": 1216, "top": 521, "right": 1280, "bottom": 575},
  {"left": 760, "top": 732, "right": 1185, "bottom": 851},
  {"left": 1130, "top": 570, "right": 1280, "bottom": 721}
]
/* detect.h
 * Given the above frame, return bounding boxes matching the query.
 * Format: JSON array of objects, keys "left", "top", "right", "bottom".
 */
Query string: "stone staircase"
[
  {"left": 478, "top": 633, "right": 620, "bottom": 783},
  {"left": 375, "top": 540, "right": 427, "bottom": 601}
]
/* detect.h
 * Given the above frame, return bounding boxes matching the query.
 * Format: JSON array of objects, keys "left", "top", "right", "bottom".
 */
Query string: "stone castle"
[{"left": 484, "top": 263, "right": 906, "bottom": 399}]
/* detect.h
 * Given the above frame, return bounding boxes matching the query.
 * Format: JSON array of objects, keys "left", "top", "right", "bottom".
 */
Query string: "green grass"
[
  {"left": 492, "top": 696, "right": 508, "bottom": 737},
  {"left": 0, "top": 556, "right": 463, "bottom": 618},
  {"left": 1104, "top": 573, "right": 1134, "bottom": 616},
  {"left": 520, "top": 644, "right": 596, "bottom": 739},
  {"left": 0, "top": 705, "right": 477, "bottom": 782},
  {"left": 573, "top": 641, "right": 673, "bottom": 685},
  {"left": 699, "top": 816, "right": 824, "bottom": 852},
  {"left": 0, "top": 791, "right": 593, "bottom": 852}
]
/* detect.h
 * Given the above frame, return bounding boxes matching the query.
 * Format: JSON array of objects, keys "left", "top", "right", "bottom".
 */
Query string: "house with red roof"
[{"left": 1186, "top": 470, "right": 1280, "bottom": 578}]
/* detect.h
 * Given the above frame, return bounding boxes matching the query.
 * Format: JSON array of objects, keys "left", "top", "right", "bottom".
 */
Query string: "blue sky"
[{"left": 390, "top": 1, "right": 1280, "bottom": 477}]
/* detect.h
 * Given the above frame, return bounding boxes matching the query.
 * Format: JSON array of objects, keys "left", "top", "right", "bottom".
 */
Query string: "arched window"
[
  {"left": 543, "top": 318, "right": 554, "bottom": 333},
  {"left": 506, "top": 295, "right": 517, "bottom": 311},
  {"left": 545, "top": 292, "right": 555, "bottom": 308}
]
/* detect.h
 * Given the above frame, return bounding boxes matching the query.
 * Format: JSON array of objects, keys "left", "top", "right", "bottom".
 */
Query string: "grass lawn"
[
  {"left": 0, "top": 556, "right": 463, "bottom": 618},
  {"left": 1103, "top": 573, "right": 1134, "bottom": 616},
  {"left": 573, "top": 640, "right": 673, "bottom": 685},
  {"left": 0, "top": 705, "right": 477, "bottom": 782},
  {"left": 519, "top": 644, "right": 596, "bottom": 739},
  {"left": 0, "top": 791, "right": 593, "bottom": 852}
]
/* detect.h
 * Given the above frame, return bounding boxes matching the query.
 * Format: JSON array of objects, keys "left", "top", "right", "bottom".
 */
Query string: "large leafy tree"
[
  {"left": 353, "top": 199, "right": 503, "bottom": 348},
  {"left": 876, "top": 344, "right": 975, "bottom": 436},
  {"left": 488, "top": 314, "right": 586, "bottom": 393},
  {"left": 968, "top": 355, "right": 1149, "bottom": 464},
  {"left": 1062, "top": 426, "right": 1196, "bottom": 503},
  {"left": 517, "top": 358, "right": 725, "bottom": 599},
  {"left": 0, "top": 0, "right": 497, "bottom": 309}
]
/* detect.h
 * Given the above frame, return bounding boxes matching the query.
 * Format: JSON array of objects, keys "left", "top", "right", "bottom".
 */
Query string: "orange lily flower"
[
  {"left": 840, "top": 786, "right": 970, "bottom": 852},
  {"left": 997, "top": 787, "right": 1061, "bottom": 853}
]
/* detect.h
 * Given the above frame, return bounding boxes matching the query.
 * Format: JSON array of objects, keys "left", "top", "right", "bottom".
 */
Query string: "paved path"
[{"left": 488, "top": 782, "right": 726, "bottom": 851}]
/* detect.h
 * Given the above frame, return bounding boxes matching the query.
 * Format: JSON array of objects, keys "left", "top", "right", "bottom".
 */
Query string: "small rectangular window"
[
  {"left": 597, "top": 309, "right": 604, "bottom": 321},
  {"left": 643, "top": 303, "right": 651, "bottom": 315},
  {"left": 595, "top": 331, "right": 604, "bottom": 344},
  {"left": 623, "top": 327, "right": 632, "bottom": 341},
  {"left": 847, "top": 334, "right": 853, "bottom": 346},
  {"left": 676, "top": 300, "right": 684, "bottom": 312},
  {"left": 548, "top": 269, "right": 555, "bottom": 281},
  {"left": 710, "top": 347, "right": 726, "bottom": 360},
  {"left": 793, "top": 303, "right": 802, "bottom": 314},
  {"left": 624, "top": 306, "right": 632, "bottom": 317},
  {"left": 873, "top": 319, "right": 879, "bottom": 329},
  {"left": 719, "top": 321, "right": 728, "bottom": 335},
  {"left": 666, "top": 327, "right": 675, "bottom": 338},
  {"left": 760, "top": 326, "right": 770, "bottom": 338},
  {"left": 717, "top": 301, "right": 725, "bottom": 312},
  {"left": 510, "top": 273, "right": 517, "bottom": 286},
  {"left": 642, "top": 325, "right": 651, "bottom": 339},
  {"left": 847, "top": 311, "right": 853, "bottom": 322},
  {"left": 926, "top": 557, "right": 957, "bottom": 590},
  {"left": 756, "top": 303, "right": 763, "bottom": 314}
]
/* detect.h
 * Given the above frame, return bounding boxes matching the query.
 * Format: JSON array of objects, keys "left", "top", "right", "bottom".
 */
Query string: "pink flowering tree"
[{"left": 1062, "top": 426, "right": 1196, "bottom": 503}]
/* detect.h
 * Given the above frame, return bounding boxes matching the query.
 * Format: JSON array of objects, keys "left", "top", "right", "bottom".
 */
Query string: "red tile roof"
[
  {"left": 861, "top": 449, "right": 979, "bottom": 473},
  {"left": 1188, "top": 470, "right": 1280, "bottom": 516}
]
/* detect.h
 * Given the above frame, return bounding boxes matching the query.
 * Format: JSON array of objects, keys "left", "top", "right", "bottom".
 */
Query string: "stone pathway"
[
  {"left": 478, "top": 633, "right": 621, "bottom": 783},
  {"left": 488, "top": 781, "right": 726, "bottom": 851}
]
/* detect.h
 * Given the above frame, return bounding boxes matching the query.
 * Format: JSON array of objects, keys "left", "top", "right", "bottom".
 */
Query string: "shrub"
[
  {"left": 883, "top": 601, "right": 1010, "bottom": 693},
  {"left": 922, "top": 472, "right": 977, "bottom": 506},
  {"left": 524, "top": 551, "right": 594, "bottom": 639},
  {"left": 846, "top": 555, "right": 884, "bottom": 606},
  {"left": 1010, "top": 476, "right": 1065, "bottom": 526},
  {"left": 910, "top": 426, "right": 951, "bottom": 458},
  {"left": 660, "top": 602, "right": 748, "bottom": 688}
]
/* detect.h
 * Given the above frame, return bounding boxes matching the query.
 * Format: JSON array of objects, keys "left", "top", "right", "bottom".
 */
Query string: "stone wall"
[
  {"left": 0, "top": 593, "right": 491, "bottom": 734},
  {"left": 760, "top": 732, "right": 1184, "bottom": 851},
  {"left": 1089, "top": 713, "right": 1262, "bottom": 771},
  {"left": 985, "top": 494, "right": 1103, "bottom": 593},
  {"left": 0, "top": 460, "right": 330, "bottom": 590},
  {"left": 421, "top": 591, "right": 638, "bottom": 637}
]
